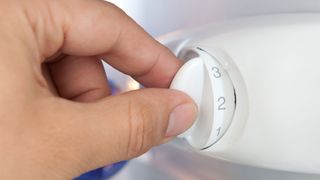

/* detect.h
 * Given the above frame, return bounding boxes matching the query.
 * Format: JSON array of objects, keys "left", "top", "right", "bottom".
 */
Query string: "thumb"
[{"left": 46, "top": 88, "right": 197, "bottom": 177}]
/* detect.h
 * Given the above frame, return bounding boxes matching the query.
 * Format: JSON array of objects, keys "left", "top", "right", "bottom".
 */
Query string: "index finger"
[{"left": 39, "top": 0, "right": 181, "bottom": 88}]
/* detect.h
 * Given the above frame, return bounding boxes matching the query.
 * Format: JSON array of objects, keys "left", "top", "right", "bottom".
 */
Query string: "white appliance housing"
[{"left": 161, "top": 14, "right": 320, "bottom": 174}]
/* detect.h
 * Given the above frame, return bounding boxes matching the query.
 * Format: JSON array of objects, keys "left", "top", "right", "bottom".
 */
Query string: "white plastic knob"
[{"left": 170, "top": 48, "right": 236, "bottom": 149}]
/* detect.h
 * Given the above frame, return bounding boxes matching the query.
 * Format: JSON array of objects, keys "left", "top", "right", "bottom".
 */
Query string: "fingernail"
[{"left": 166, "top": 103, "right": 198, "bottom": 137}]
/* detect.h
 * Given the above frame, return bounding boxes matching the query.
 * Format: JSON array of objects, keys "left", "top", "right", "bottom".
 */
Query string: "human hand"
[{"left": 0, "top": 0, "right": 197, "bottom": 179}]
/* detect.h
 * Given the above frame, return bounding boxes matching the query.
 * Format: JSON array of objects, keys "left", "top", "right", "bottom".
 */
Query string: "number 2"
[{"left": 218, "top": 97, "right": 226, "bottom": 110}]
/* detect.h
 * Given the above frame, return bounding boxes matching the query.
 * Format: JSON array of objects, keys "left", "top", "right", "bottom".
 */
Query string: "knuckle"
[{"left": 125, "top": 98, "right": 156, "bottom": 158}]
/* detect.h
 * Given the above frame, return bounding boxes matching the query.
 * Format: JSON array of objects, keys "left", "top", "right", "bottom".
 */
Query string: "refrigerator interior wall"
[{"left": 108, "top": 0, "right": 320, "bottom": 36}]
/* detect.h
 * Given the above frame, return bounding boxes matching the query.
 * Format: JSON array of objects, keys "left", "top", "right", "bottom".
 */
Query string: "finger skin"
[
  {"left": 48, "top": 56, "right": 111, "bottom": 102},
  {"left": 22, "top": 0, "right": 182, "bottom": 88},
  {"left": 0, "top": 0, "right": 196, "bottom": 179},
  {"left": 34, "top": 89, "right": 196, "bottom": 178}
]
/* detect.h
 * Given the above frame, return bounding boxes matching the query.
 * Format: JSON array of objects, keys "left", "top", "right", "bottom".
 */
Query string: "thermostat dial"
[{"left": 170, "top": 48, "right": 236, "bottom": 149}]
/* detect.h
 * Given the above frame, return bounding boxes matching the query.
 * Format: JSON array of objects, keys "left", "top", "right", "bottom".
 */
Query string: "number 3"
[{"left": 212, "top": 67, "right": 222, "bottom": 78}]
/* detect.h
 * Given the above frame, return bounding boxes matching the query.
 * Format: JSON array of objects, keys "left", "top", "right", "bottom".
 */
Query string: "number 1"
[{"left": 216, "top": 127, "right": 222, "bottom": 136}]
